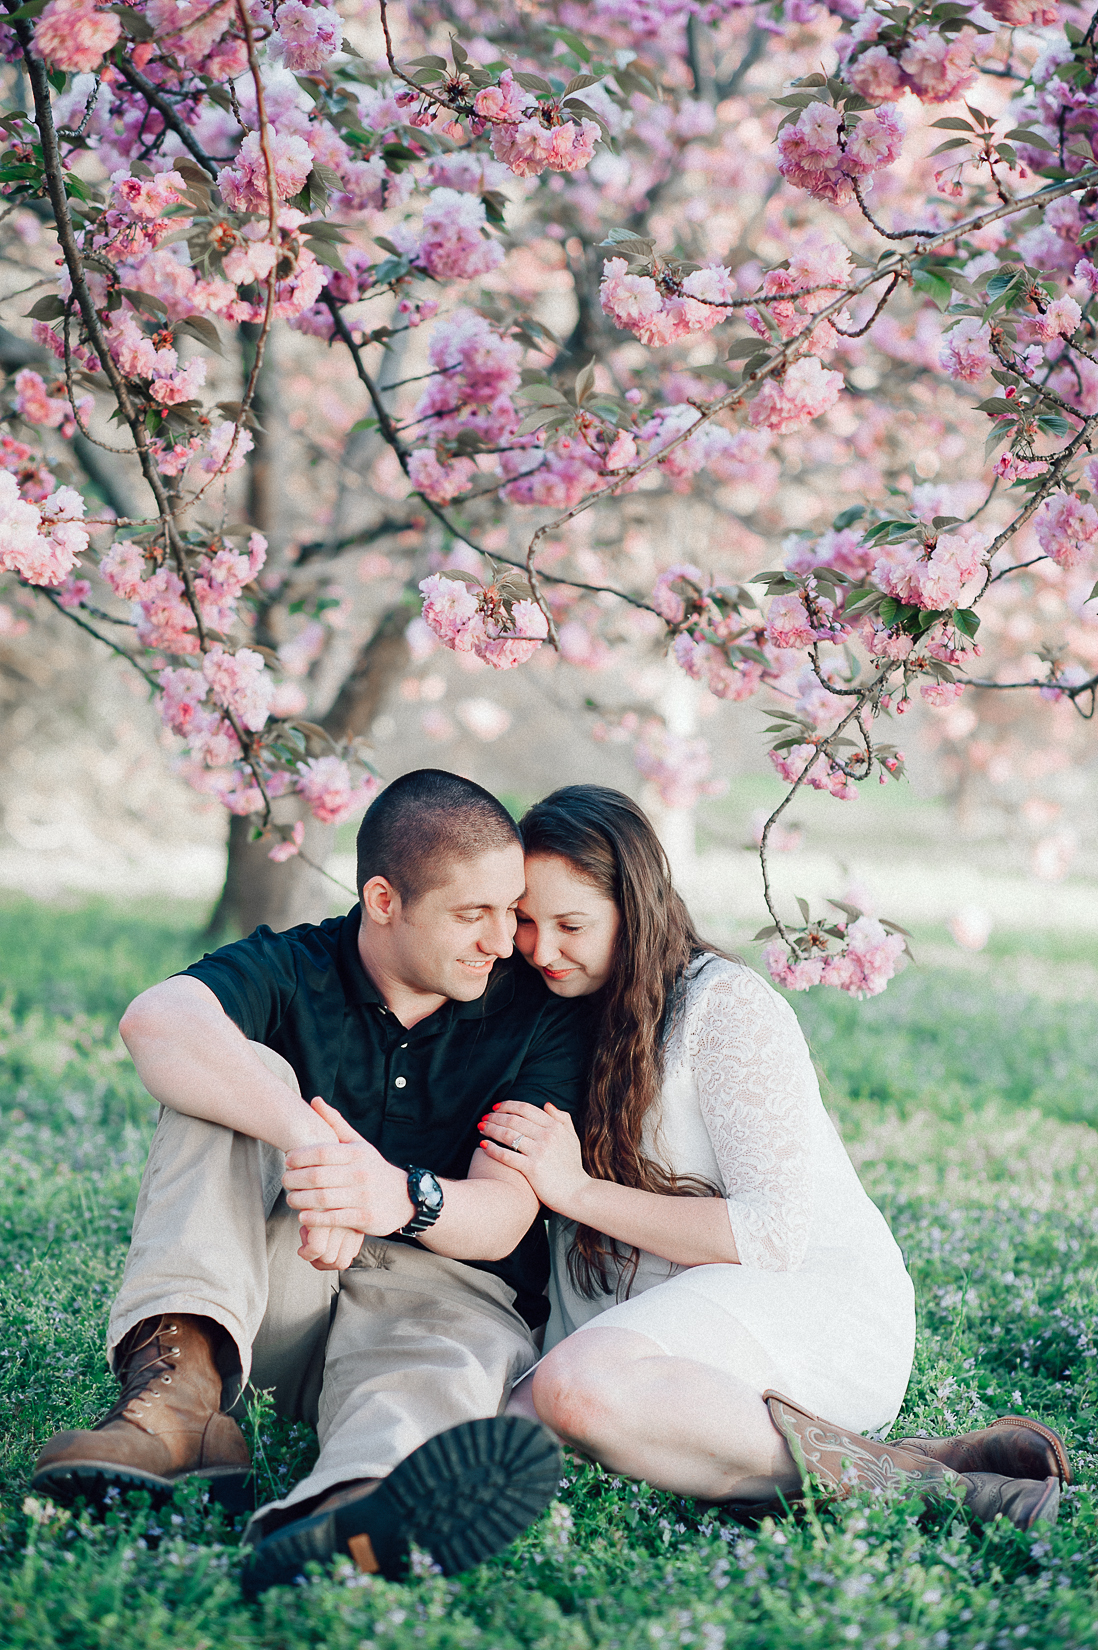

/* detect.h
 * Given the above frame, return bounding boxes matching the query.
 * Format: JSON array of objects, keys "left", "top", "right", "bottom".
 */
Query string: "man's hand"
[{"left": 284, "top": 1097, "right": 415, "bottom": 1270}]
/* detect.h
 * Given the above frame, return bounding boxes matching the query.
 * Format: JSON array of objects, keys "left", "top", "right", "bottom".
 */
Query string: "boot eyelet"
[{"left": 162, "top": 1374, "right": 172, "bottom": 1383}]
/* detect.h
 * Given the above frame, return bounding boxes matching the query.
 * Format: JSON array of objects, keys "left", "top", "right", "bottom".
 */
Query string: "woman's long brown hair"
[{"left": 519, "top": 785, "right": 730, "bottom": 1299}]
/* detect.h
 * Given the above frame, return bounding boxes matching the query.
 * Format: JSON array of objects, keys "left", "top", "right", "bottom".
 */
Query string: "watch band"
[{"left": 395, "top": 1165, "right": 444, "bottom": 1236}]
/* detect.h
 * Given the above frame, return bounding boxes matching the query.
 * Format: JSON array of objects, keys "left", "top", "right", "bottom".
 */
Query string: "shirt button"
[
  {"left": 400, "top": 1043, "right": 408, "bottom": 1049},
  {"left": 394, "top": 1076, "right": 407, "bottom": 1088}
]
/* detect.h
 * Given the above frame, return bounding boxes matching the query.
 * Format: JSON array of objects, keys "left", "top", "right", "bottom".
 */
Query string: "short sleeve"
[
  {"left": 177, "top": 925, "right": 300, "bottom": 1042},
  {"left": 686, "top": 963, "right": 816, "bottom": 1272},
  {"left": 502, "top": 982, "right": 595, "bottom": 1122}
]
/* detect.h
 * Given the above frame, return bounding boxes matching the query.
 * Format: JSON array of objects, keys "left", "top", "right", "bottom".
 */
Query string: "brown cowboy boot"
[
  {"left": 894, "top": 1416, "right": 1072, "bottom": 1485},
  {"left": 31, "top": 1314, "right": 251, "bottom": 1511},
  {"left": 765, "top": 1391, "right": 1060, "bottom": 1532}
]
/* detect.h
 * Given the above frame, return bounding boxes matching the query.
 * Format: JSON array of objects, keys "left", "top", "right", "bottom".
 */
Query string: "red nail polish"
[{"left": 492, "top": 1104, "right": 501, "bottom": 1111}]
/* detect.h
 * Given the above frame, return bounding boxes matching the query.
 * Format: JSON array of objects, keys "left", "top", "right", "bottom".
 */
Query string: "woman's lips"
[{"left": 543, "top": 966, "right": 575, "bottom": 980}]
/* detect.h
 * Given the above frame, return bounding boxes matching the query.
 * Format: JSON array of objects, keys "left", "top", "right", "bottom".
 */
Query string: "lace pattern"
[{"left": 665, "top": 958, "right": 816, "bottom": 1272}]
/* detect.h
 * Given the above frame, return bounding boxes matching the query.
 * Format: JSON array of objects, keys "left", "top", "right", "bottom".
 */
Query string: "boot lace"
[{"left": 96, "top": 1321, "right": 182, "bottom": 1428}]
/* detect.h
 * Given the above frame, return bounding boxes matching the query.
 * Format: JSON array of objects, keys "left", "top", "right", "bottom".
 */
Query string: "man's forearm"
[
  {"left": 120, "top": 976, "right": 337, "bottom": 1153},
  {"left": 417, "top": 1173, "right": 539, "bottom": 1262}
]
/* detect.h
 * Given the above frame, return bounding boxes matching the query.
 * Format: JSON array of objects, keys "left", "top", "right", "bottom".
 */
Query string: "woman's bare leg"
[{"left": 524, "top": 1326, "right": 801, "bottom": 1502}]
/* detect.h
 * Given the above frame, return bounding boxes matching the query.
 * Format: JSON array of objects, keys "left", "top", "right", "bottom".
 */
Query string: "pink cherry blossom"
[
  {"left": 405, "top": 189, "right": 506, "bottom": 283},
  {"left": 200, "top": 420, "right": 255, "bottom": 476},
  {"left": 99, "top": 540, "right": 147, "bottom": 601},
  {"left": 158, "top": 666, "right": 209, "bottom": 735},
  {"left": 765, "top": 591, "right": 816, "bottom": 650},
  {"left": 218, "top": 131, "right": 313, "bottom": 214},
  {"left": 407, "top": 449, "right": 479, "bottom": 503},
  {"left": 56, "top": 574, "right": 91, "bottom": 610},
  {"left": 473, "top": 70, "right": 529, "bottom": 124},
  {"left": 777, "top": 102, "right": 903, "bottom": 205},
  {"left": 273, "top": 0, "right": 343, "bottom": 72},
  {"left": 848, "top": 45, "right": 903, "bottom": 104},
  {"left": 135, "top": 569, "right": 199, "bottom": 654},
  {"left": 672, "top": 632, "right": 764, "bottom": 701},
  {"left": 763, "top": 941, "right": 825, "bottom": 991},
  {"left": 419, "top": 573, "right": 485, "bottom": 653},
  {"left": 921, "top": 680, "right": 965, "bottom": 707},
  {"left": 490, "top": 114, "right": 601, "bottom": 177},
  {"left": 599, "top": 257, "right": 735, "bottom": 346},
  {"left": 939, "top": 319, "right": 992, "bottom": 383},
  {"left": 899, "top": 26, "right": 977, "bottom": 104},
  {"left": 112, "top": 169, "right": 186, "bottom": 221},
  {"left": 749, "top": 358, "right": 843, "bottom": 434},
  {"left": 13, "top": 369, "right": 90, "bottom": 437},
  {"left": 145, "top": 0, "right": 233, "bottom": 67},
  {"left": 202, "top": 645, "right": 274, "bottom": 732},
  {"left": 874, "top": 525, "right": 987, "bottom": 610},
  {"left": 606, "top": 430, "right": 638, "bottom": 470},
  {"left": 0, "top": 475, "right": 88, "bottom": 588},
  {"left": 33, "top": 0, "right": 120, "bottom": 73},
  {"left": 1028, "top": 296, "right": 1082, "bottom": 342},
  {"left": 418, "top": 574, "right": 548, "bottom": 668},
  {"left": 296, "top": 755, "right": 379, "bottom": 825},
  {"left": 268, "top": 820, "right": 306, "bottom": 863},
  {"left": 1035, "top": 492, "right": 1098, "bottom": 570},
  {"left": 651, "top": 563, "right": 704, "bottom": 624}
]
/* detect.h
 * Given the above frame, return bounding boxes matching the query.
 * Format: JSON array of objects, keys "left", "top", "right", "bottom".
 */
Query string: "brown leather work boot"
[
  {"left": 764, "top": 1391, "right": 1060, "bottom": 1532},
  {"left": 31, "top": 1313, "right": 251, "bottom": 1512},
  {"left": 894, "top": 1416, "right": 1072, "bottom": 1485}
]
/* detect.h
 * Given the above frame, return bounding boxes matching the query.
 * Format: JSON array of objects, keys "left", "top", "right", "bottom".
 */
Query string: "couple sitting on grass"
[{"left": 32, "top": 770, "right": 1071, "bottom": 1594}]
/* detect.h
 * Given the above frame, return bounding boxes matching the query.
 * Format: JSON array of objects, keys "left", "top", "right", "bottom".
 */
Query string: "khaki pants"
[{"left": 108, "top": 1045, "right": 538, "bottom": 1527}]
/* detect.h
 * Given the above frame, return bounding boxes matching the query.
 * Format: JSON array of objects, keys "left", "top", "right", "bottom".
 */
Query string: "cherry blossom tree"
[{"left": 2, "top": 0, "right": 1098, "bottom": 991}]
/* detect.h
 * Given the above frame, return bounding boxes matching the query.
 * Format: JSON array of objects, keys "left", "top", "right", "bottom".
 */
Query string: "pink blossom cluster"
[
  {"left": 13, "top": 369, "right": 91, "bottom": 439},
  {"left": 498, "top": 444, "right": 605, "bottom": 510},
  {"left": 844, "top": 20, "right": 977, "bottom": 106},
  {"left": 746, "top": 234, "right": 853, "bottom": 356},
  {"left": 406, "top": 310, "right": 522, "bottom": 501},
  {"left": 219, "top": 131, "right": 313, "bottom": 214},
  {"left": 0, "top": 472, "right": 88, "bottom": 588},
  {"left": 633, "top": 721, "right": 726, "bottom": 810},
  {"left": 777, "top": 103, "right": 903, "bottom": 207},
  {"left": 768, "top": 741, "right": 858, "bottom": 800},
  {"left": 873, "top": 525, "right": 988, "bottom": 610},
  {"left": 599, "top": 258, "right": 735, "bottom": 347},
  {"left": 395, "top": 189, "right": 505, "bottom": 283},
  {"left": 638, "top": 406, "right": 777, "bottom": 492},
  {"left": 939, "top": 319, "right": 993, "bottom": 383},
  {"left": 32, "top": 0, "right": 120, "bottom": 73},
  {"left": 672, "top": 631, "right": 765, "bottom": 701},
  {"left": 202, "top": 645, "right": 274, "bottom": 732},
  {"left": 1035, "top": 493, "right": 1098, "bottom": 571},
  {"left": 418, "top": 574, "right": 549, "bottom": 669},
  {"left": 765, "top": 589, "right": 839, "bottom": 649},
  {"left": 144, "top": 0, "right": 242, "bottom": 76},
  {"left": 30, "top": 321, "right": 99, "bottom": 376},
  {"left": 296, "top": 756, "right": 379, "bottom": 825},
  {"left": 784, "top": 525, "right": 878, "bottom": 582},
  {"left": 272, "top": 0, "right": 343, "bottom": 72},
  {"left": 474, "top": 71, "right": 601, "bottom": 178},
  {"left": 104, "top": 313, "right": 206, "bottom": 407},
  {"left": 763, "top": 916, "right": 904, "bottom": 998},
  {"left": 194, "top": 532, "right": 267, "bottom": 632},
  {"left": 748, "top": 358, "right": 843, "bottom": 434}
]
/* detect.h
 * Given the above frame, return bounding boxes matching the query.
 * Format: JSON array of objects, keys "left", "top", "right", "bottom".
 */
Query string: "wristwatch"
[{"left": 394, "top": 1166, "right": 445, "bottom": 1236}]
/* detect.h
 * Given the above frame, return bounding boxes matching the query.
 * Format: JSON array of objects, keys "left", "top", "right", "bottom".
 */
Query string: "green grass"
[{"left": 1, "top": 897, "right": 1097, "bottom": 1648}]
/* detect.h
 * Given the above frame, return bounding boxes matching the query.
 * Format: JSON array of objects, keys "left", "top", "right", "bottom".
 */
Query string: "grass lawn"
[{"left": 1, "top": 897, "right": 1096, "bottom": 1649}]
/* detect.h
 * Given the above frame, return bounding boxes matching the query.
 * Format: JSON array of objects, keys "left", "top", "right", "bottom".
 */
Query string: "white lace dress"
[{"left": 543, "top": 955, "right": 916, "bottom": 1434}]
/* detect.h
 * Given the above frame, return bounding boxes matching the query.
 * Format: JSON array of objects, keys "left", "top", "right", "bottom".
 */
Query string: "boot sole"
[
  {"left": 31, "top": 1460, "right": 253, "bottom": 1515},
  {"left": 240, "top": 1416, "right": 561, "bottom": 1598}
]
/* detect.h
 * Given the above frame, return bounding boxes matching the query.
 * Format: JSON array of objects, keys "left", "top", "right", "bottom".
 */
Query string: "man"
[{"left": 33, "top": 770, "right": 595, "bottom": 1595}]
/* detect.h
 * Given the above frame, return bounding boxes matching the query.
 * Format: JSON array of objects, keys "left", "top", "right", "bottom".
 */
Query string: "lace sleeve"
[{"left": 686, "top": 963, "right": 817, "bottom": 1272}]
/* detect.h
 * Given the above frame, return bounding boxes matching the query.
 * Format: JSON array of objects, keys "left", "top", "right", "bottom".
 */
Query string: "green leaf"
[
  {"left": 174, "top": 315, "right": 223, "bottom": 355},
  {"left": 1003, "top": 127, "right": 1055, "bottom": 150},
  {"left": 929, "top": 138, "right": 972, "bottom": 157},
  {"left": 565, "top": 73, "right": 602, "bottom": 93},
  {"left": 513, "top": 72, "right": 552, "bottom": 95},
  {"left": 726, "top": 336, "right": 768, "bottom": 359},
  {"left": 25, "top": 294, "right": 66, "bottom": 321},
  {"left": 2, "top": 0, "right": 49, "bottom": 19},
  {"left": 796, "top": 896, "right": 811, "bottom": 924},
  {"left": 911, "top": 268, "right": 952, "bottom": 310},
  {"left": 953, "top": 608, "right": 981, "bottom": 637},
  {"left": 121, "top": 287, "right": 168, "bottom": 319},
  {"left": 929, "top": 116, "right": 975, "bottom": 131},
  {"left": 752, "top": 925, "right": 779, "bottom": 942},
  {"left": 833, "top": 505, "right": 865, "bottom": 531},
  {"left": 574, "top": 359, "right": 597, "bottom": 404},
  {"left": 1079, "top": 222, "right": 1098, "bottom": 245},
  {"left": 879, "top": 598, "right": 899, "bottom": 625}
]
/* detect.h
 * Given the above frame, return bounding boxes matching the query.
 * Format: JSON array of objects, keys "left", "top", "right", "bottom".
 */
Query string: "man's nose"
[{"left": 481, "top": 910, "right": 514, "bottom": 958}]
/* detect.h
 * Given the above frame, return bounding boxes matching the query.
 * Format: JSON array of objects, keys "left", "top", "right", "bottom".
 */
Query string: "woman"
[{"left": 479, "top": 785, "right": 1069, "bottom": 1527}]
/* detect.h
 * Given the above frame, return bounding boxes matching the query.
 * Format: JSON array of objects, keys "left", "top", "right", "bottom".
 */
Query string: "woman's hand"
[{"left": 478, "top": 1100, "right": 589, "bottom": 1216}]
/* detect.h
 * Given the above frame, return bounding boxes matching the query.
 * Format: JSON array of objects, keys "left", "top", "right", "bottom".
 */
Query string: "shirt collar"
[{"left": 336, "top": 906, "right": 518, "bottom": 1022}]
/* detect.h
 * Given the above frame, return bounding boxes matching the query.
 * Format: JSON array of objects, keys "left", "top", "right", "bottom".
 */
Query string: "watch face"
[{"left": 410, "top": 1168, "right": 444, "bottom": 1214}]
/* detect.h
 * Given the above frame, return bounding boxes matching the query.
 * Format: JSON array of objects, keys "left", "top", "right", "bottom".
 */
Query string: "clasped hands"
[
  {"left": 477, "top": 1099, "right": 590, "bottom": 1215},
  {"left": 283, "top": 1097, "right": 414, "bottom": 1272}
]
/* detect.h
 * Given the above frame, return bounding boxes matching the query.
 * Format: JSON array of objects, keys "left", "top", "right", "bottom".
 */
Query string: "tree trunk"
[{"left": 205, "top": 325, "right": 415, "bottom": 938}]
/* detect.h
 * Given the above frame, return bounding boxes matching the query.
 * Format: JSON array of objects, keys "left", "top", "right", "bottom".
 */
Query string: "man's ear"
[{"left": 362, "top": 875, "right": 401, "bottom": 927}]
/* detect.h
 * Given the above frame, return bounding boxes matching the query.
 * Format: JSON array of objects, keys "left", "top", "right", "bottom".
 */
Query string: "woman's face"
[{"left": 515, "top": 854, "right": 620, "bottom": 997}]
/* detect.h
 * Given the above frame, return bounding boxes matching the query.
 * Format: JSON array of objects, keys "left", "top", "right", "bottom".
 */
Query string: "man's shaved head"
[{"left": 356, "top": 769, "right": 521, "bottom": 908}]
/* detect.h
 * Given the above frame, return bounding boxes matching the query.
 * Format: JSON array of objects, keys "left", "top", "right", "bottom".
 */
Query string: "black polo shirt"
[{"left": 179, "top": 908, "right": 594, "bottom": 1327}]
